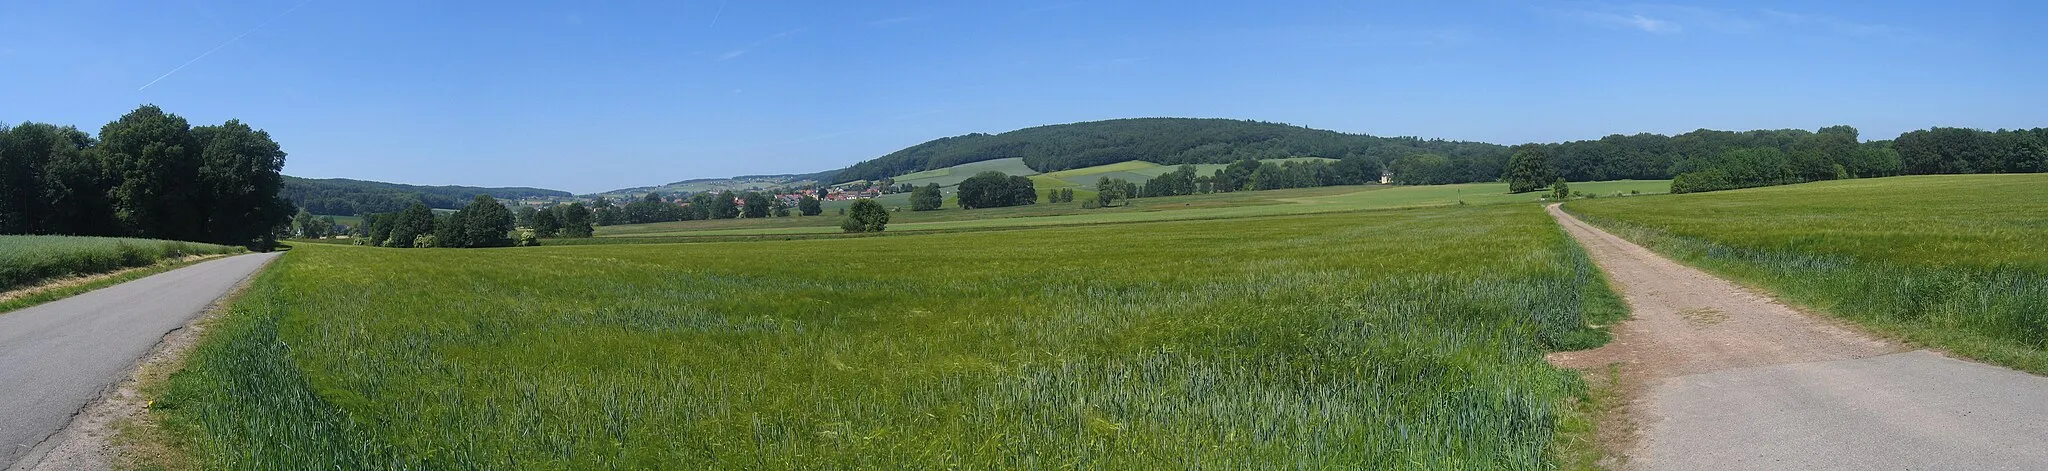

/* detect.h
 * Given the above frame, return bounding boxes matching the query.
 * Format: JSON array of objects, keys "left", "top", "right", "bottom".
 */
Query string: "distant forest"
[
  {"left": 827, "top": 118, "right": 2048, "bottom": 194},
  {"left": 284, "top": 177, "right": 571, "bottom": 216},
  {"left": 829, "top": 118, "right": 1504, "bottom": 184}
]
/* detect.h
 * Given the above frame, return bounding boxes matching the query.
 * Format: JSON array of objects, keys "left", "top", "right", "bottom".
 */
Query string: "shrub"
[{"left": 841, "top": 199, "right": 889, "bottom": 233}]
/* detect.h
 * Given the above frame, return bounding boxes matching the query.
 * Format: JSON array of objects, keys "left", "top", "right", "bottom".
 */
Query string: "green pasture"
[
  {"left": 889, "top": 158, "right": 1041, "bottom": 188},
  {"left": 158, "top": 203, "right": 1621, "bottom": 468}
]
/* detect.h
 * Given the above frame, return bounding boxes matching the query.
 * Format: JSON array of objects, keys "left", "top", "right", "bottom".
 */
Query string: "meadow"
[
  {"left": 1039, "top": 158, "right": 1337, "bottom": 188},
  {"left": 1566, "top": 174, "right": 2048, "bottom": 373},
  {"left": 158, "top": 204, "right": 1624, "bottom": 469},
  {"left": 596, "top": 180, "right": 1672, "bottom": 239},
  {"left": 0, "top": 235, "right": 243, "bottom": 293},
  {"left": 888, "top": 158, "right": 1042, "bottom": 188}
]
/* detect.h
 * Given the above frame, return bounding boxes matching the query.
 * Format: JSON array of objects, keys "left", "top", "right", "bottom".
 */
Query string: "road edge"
[{"left": 9, "top": 252, "right": 279, "bottom": 471}]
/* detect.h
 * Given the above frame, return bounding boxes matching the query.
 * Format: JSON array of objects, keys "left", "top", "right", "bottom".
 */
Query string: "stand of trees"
[
  {"left": 910, "top": 184, "right": 943, "bottom": 211},
  {"left": 1503, "top": 145, "right": 1556, "bottom": 193},
  {"left": 364, "top": 196, "right": 583, "bottom": 247},
  {"left": 798, "top": 195, "right": 823, "bottom": 216},
  {"left": 0, "top": 105, "right": 293, "bottom": 249},
  {"left": 955, "top": 172, "right": 1037, "bottom": 209},
  {"left": 283, "top": 176, "right": 568, "bottom": 216},
  {"left": 1895, "top": 127, "right": 2048, "bottom": 175},
  {"left": 841, "top": 199, "right": 888, "bottom": 233}
]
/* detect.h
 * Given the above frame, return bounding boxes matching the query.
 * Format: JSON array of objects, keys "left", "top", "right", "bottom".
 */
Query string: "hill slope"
[
  {"left": 283, "top": 176, "right": 572, "bottom": 216},
  {"left": 830, "top": 118, "right": 1505, "bottom": 184}
]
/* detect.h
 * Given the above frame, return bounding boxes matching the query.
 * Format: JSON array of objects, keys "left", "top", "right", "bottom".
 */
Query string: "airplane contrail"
[
  {"left": 709, "top": 0, "right": 728, "bottom": 28},
  {"left": 139, "top": 0, "right": 315, "bottom": 91}
]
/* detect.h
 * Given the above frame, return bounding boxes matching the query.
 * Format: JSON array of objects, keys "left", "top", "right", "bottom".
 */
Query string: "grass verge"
[{"left": 0, "top": 254, "right": 233, "bottom": 315}]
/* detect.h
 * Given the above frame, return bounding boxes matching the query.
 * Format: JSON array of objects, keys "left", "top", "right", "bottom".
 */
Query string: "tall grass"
[
  {"left": 160, "top": 205, "right": 1623, "bottom": 468},
  {"left": 1567, "top": 174, "right": 2048, "bottom": 373},
  {"left": 0, "top": 235, "right": 243, "bottom": 292}
]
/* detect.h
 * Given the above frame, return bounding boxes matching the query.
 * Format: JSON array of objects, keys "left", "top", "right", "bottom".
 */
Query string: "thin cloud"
[
  {"left": 892, "top": 109, "right": 945, "bottom": 120},
  {"left": 717, "top": 28, "right": 804, "bottom": 62},
  {"left": 1760, "top": 9, "right": 1907, "bottom": 39},
  {"left": 139, "top": 0, "right": 314, "bottom": 90},
  {"left": 1076, "top": 57, "right": 1147, "bottom": 70},
  {"left": 1024, "top": 2, "right": 1081, "bottom": 14},
  {"left": 868, "top": 15, "right": 922, "bottom": 27},
  {"left": 1568, "top": 10, "right": 1682, "bottom": 34}
]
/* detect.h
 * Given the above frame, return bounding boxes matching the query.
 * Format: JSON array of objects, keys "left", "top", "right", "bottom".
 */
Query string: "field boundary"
[{"left": 0, "top": 254, "right": 234, "bottom": 316}]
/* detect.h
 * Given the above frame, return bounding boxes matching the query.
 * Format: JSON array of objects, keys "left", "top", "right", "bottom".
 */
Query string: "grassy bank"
[
  {"left": 0, "top": 235, "right": 243, "bottom": 292},
  {"left": 1565, "top": 174, "right": 2048, "bottom": 373},
  {"left": 159, "top": 205, "right": 1622, "bottom": 468}
]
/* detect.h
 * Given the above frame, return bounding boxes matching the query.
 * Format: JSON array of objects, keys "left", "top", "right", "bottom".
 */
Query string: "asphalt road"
[
  {"left": 0, "top": 252, "right": 278, "bottom": 468},
  {"left": 1546, "top": 205, "right": 2048, "bottom": 470}
]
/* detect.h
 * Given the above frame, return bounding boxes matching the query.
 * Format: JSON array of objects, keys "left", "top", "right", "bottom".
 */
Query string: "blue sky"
[{"left": 3, "top": 1, "right": 2044, "bottom": 193}]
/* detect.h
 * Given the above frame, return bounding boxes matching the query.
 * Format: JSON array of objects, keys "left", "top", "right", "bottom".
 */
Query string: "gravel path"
[
  {"left": 1546, "top": 204, "right": 2048, "bottom": 470},
  {"left": 0, "top": 252, "right": 279, "bottom": 469}
]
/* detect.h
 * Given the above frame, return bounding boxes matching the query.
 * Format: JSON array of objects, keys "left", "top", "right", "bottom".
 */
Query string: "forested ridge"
[
  {"left": 827, "top": 118, "right": 2048, "bottom": 194},
  {"left": 284, "top": 176, "right": 571, "bottom": 216},
  {"left": 829, "top": 118, "right": 1504, "bottom": 184}
]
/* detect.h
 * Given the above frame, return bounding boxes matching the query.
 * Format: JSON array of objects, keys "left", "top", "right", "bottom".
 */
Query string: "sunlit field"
[
  {"left": 597, "top": 180, "right": 1672, "bottom": 238},
  {"left": 159, "top": 204, "right": 1622, "bottom": 468}
]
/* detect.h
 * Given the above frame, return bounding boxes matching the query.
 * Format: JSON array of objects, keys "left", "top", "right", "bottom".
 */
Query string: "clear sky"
[{"left": 3, "top": 1, "right": 2044, "bottom": 193}]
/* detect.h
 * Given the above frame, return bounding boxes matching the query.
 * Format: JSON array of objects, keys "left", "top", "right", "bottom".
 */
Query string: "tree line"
[
  {"left": 284, "top": 176, "right": 570, "bottom": 216},
  {"left": 584, "top": 190, "right": 824, "bottom": 226},
  {"left": 831, "top": 117, "right": 2048, "bottom": 197},
  {"left": 955, "top": 172, "right": 1037, "bottom": 209},
  {"left": 361, "top": 195, "right": 552, "bottom": 248},
  {"left": 0, "top": 105, "right": 292, "bottom": 248}
]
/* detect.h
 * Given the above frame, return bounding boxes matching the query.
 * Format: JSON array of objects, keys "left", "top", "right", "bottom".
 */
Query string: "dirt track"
[{"left": 1546, "top": 204, "right": 2048, "bottom": 470}]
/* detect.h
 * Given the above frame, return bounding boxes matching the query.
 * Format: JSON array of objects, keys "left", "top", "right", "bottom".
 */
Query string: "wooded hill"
[
  {"left": 284, "top": 176, "right": 571, "bottom": 216},
  {"left": 828, "top": 118, "right": 1506, "bottom": 184}
]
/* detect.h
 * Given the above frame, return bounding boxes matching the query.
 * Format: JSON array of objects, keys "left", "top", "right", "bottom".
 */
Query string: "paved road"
[
  {"left": 1546, "top": 205, "right": 2048, "bottom": 470},
  {"left": 0, "top": 252, "right": 278, "bottom": 468}
]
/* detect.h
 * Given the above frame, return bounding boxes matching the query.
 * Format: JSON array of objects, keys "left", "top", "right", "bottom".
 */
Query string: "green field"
[
  {"left": 159, "top": 204, "right": 1622, "bottom": 468},
  {"left": 0, "top": 235, "right": 243, "bottom": 293},
  {"left": 1037, "top": 158, "right": 1338, "bottom": 188},
  {"left": 1566, "top": 174, "right": 2048, "bottom": 373},
  {"left": 596, "top": 180, "right": 1671, "bottom": 239},
  {"left": 889, "top": 158, "right": 1041, "bottom": 188}
]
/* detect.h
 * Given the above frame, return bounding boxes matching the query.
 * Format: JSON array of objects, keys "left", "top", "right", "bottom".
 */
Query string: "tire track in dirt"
[{"left": 1545, "top": 204, "right": 2048, "bottom": 470}]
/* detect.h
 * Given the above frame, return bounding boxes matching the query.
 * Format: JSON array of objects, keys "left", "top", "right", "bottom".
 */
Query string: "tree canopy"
[
  {"left": 910, "top": 183, "right": 943, "bottom": 211},
  {"left": 1503, "top": 145, "right": 1557, "bottom": 193},
  {"left": 955, "top": 172, "right": 1037, "bottom": 209},
  {"left": 0, "top": 105, "right": 292, "bottom": 248},
  {"left": 840, "top": 199, "right": 888, "bottom": 233}
]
